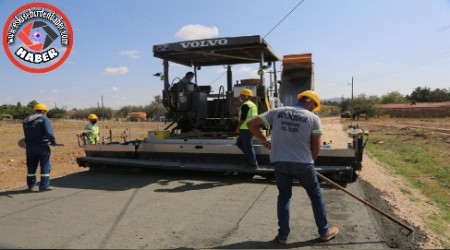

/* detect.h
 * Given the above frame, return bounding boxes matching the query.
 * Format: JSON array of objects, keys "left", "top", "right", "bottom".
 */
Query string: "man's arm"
[
  {"left": 235, "top": 104, "right": 250, "bottom": 133},
  {"left": 247, "top": 117, "right": 271, "bottom": 149},
  {"left": 311, "top": 134, "right": 321, "bottom": 160},
  {"left": 44, "top": 118, "right": 57, "bottom": 145},
  {"left": 239, "top": 104, "right": 249, "bottom": 121}
]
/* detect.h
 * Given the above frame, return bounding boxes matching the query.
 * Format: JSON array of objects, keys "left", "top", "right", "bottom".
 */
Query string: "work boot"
[
  {"left": 39, "top": 186, "right": 55, "bottom": 192},
  {"left": 246, "top": 163, "right": 259, "bottom": 169},
  {"left": 274, "top": 235, "right": 288, "bottom": 244},
  {"left": 319, "top": 226, "right": 339, "bottom": 242}
]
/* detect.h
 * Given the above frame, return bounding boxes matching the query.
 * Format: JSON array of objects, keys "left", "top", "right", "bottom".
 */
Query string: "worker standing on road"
[
  {"left": 22, "top": 103, "right": 57, "bottom": 192},
  {"left": 235, "top": 88, "right": 259, "bottom": 169},
  {"left": 247, "top": 90, "right": 339, "bottom": 244},
  {"left": 84, "top": 113, "right": 100, "bottom": 144}
]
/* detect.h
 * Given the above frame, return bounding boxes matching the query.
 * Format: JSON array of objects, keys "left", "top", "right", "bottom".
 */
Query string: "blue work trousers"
[
  {"left": 274, "top": 162, "right": 329, "bottom": 238},
  {"left": 26, "top": 145, "right": 52, "bottom": 189},
  {"left": 236, "top": 129, "right": 258, "bottom": 166}
]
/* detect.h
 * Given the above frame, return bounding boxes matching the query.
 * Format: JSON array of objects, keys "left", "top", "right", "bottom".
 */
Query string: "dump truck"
[
  {"left": 76, "top": 35, "right": 366, "bottom": 183},
  {"left": 128, "top": 112, "right": 147, "bottom": 121}
]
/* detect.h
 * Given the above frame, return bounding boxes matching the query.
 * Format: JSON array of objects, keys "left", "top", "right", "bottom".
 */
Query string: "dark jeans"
[
  {"left": 236, "top": 129, "right": 258, "bottom": 166},
  {"left": 274, "top": 162, "right": 329, "bottom": 238},
  {"left": 26, "top": 145, "right": 52, "bottom": 189}
]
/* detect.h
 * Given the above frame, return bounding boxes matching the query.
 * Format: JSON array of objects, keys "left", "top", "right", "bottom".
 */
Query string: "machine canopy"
[{"left": 153, "top": 35, "right": 281, "bottom": 67}]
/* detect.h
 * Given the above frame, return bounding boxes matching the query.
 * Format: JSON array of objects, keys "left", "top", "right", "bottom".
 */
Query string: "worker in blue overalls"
[{"left": 22, "top": 103, "right": 57, "bottom": 192}]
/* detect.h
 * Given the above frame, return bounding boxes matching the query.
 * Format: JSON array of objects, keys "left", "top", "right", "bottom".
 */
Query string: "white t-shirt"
[{"left": 258, "top": 106, "right": 323, "bottom": 163}]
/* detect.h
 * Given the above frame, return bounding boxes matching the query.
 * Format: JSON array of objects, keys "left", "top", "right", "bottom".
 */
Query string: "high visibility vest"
[
  {"left": 84, "top": 123, "right": 99, "bottom": 144},
  {"left": 239, "top": 100, "right": 257, "bottom": 130}
]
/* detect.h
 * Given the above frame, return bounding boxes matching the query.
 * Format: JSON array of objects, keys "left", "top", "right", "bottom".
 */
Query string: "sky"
[{"left": 1, "top": 0, "right": 450, "bottom": 109}]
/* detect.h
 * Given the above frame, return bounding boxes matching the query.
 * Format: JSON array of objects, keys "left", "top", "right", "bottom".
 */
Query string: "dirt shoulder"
[
  {"left": 0, "top": 119, "right": 153, "bottom": 191},
  {"left": 322, "top": 117, "right": 445, "bottom": 249}
]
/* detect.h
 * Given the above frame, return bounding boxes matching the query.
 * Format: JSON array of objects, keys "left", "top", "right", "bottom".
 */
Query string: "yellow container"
[{"left": 147, "top": 130, "right": 170, "bottom": 139}]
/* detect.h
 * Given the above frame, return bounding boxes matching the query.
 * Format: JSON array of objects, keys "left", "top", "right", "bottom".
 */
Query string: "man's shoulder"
[
  {"left": 244, "top": 100, "right": 256, "bottom": 106},
  {"left": 23, "top": 113, "right": 44, "bottom": 123}
]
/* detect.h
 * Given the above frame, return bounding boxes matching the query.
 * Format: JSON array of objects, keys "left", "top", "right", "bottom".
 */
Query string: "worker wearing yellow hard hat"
[
  {"left": 235, "top": 88, "right": 259, "bottom": 169},
  {"left": 246, "top": 90, "right": 339, "bottom": 244},
  {"left": 297, "top": 90, "right": 321, "bottom": 112},
  {"left": 23, "top": 103, "right": 57, "bottom": 191},
  {"left": 33, "top": 103, "right": 49, "bottom": 112},
  {"left": 83, "top": 113, "right": 100, "bottom": 144}
]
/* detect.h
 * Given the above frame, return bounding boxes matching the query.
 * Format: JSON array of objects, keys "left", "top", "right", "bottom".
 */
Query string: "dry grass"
[
  {"left": 0, "top": 119, "right": 161, "bottom": 191},
  {"left": 351, "top": 117, "right": 450, "bottom": 248}
]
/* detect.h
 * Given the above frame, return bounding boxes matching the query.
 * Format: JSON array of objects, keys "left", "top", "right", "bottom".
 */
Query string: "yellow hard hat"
[
  {"left": 88, "top": 113, "right": 98, "bottom": 120},
  {"left": 297, "top": 90, "right": 321, "bottom": 112},
  {"left": 239, "top": 88, "right": 253, "bottom": 97},
  {"left": 34, "top": 103, "right": 48, "bottom": 112}
]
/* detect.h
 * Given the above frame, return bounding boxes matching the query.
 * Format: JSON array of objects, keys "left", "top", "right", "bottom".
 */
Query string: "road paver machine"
[{"left": 76, "top": 35, "right": 366, "bottom": 183}]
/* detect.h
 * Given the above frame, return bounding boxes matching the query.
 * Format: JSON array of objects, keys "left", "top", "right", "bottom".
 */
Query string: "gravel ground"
[
  {"left": 321, "top": 117, "right": 444, "bottom": 249},
  {"left": 358, "top": 155, "right": 444, "bottom": 249}
]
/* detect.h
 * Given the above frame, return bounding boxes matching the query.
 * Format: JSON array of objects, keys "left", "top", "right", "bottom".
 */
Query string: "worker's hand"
[
  {"left": 261, "top": 140, "right": 271, "bottom": 150},
  {"left": 235, "top": 128, "right": 240, "bottom": 134}
]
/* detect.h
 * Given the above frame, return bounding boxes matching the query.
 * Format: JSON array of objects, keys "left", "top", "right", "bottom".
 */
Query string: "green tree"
[
  {"left": 407, "top": 87, "right": 431, "bottom": 102},
  {"left": 346, "top": 94, "right": 381, "bottom": 118},
  {"left": 91, "top": 107, "right": 113, "bottom": 119},
  {"left": 67, "top": 107, "right": 112, "bottom": 120},
  {"left": 47, "top": 107, "right": 67, "bottom": 118},
  {"left": 11, "top": 102, "right": 33, "bottom": 119},
  {"left": 145, "top": 95, "right": 166, "bottom": 119},
  {"left": 381, "top": 91, "right": 407, "bottom": 104},
  {"left": 429, "top": 88, "right": 450, "bottom": 102},
  {"left": 115, "top": 105, "right": 144, "bottom": 118},
  {"left": 26, "top": 100, "right": 38, "bottom": 109},
  {"left": 0, "top": 104, "right": 14, "bottom": 119}
]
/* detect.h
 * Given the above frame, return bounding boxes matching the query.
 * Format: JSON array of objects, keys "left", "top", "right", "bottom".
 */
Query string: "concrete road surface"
[{"left": 0, "top": 169, "right": 388, "bottom": 249}]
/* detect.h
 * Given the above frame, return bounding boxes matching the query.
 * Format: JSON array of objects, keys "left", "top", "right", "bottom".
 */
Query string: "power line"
[
  {"left": 264, "top": 0, "right": 306, "bottom": 39},
  {"left": 358, "top": 45, "right": 450, "bottom": 82}
]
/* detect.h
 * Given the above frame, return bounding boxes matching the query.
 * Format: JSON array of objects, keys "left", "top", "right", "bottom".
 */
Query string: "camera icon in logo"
[{"left": 19, "top": 21, "right": 59, "bottom": 52}]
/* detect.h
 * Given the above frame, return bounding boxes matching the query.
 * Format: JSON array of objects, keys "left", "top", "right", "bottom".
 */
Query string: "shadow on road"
[
  {"left": 214, "top": 238, "right": 322, "bottom": 249},
  {"left": 0, "top": 188, "right": 35, "bottom": 198},
  {"left": 1, "top": 167, "right": 351, "bottom": 196},
  {"left": 1, "top": 168, "right": 277, "bottom": 196},
  {"left": 215, "top": 238, "right": 389, "bottom": 249}
]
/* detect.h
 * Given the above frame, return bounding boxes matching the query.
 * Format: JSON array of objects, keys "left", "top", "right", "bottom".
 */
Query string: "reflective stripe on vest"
[{"left": 239, "top": 100, "right": 257, "bottom": 129}]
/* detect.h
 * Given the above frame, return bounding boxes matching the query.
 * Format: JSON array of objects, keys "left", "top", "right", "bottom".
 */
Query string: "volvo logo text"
[{"left": 180, "top": 39, "right": 228, "bottom": 49}]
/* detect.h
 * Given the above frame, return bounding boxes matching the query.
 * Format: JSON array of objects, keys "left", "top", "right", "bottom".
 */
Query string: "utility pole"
[
  {"left": 351, "top": 76, "right": 354, "bottom": 101},
  {"left": 347, "top": 76, "right": 354, "bottom": 120}
]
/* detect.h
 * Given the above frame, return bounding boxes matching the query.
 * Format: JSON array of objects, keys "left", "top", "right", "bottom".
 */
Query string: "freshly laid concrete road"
[{"left": 0, "top": 169, "right": 388, "bottom": 249}]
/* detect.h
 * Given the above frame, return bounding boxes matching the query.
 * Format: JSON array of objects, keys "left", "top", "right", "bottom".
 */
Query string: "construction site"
[{"left": 1, "top": 34, "right": 448, "bottom": 249}]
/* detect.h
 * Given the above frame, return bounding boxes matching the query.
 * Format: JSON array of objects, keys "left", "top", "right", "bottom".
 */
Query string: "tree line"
[
  {"left": 0, "top": 96, "right": 165, "bottom": 120},
  {"left": 1, "top": 87, "right": 449, "bottom": 120},
  {"left": 324, "top": 86, "right": 450, "bottom": 117}
]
